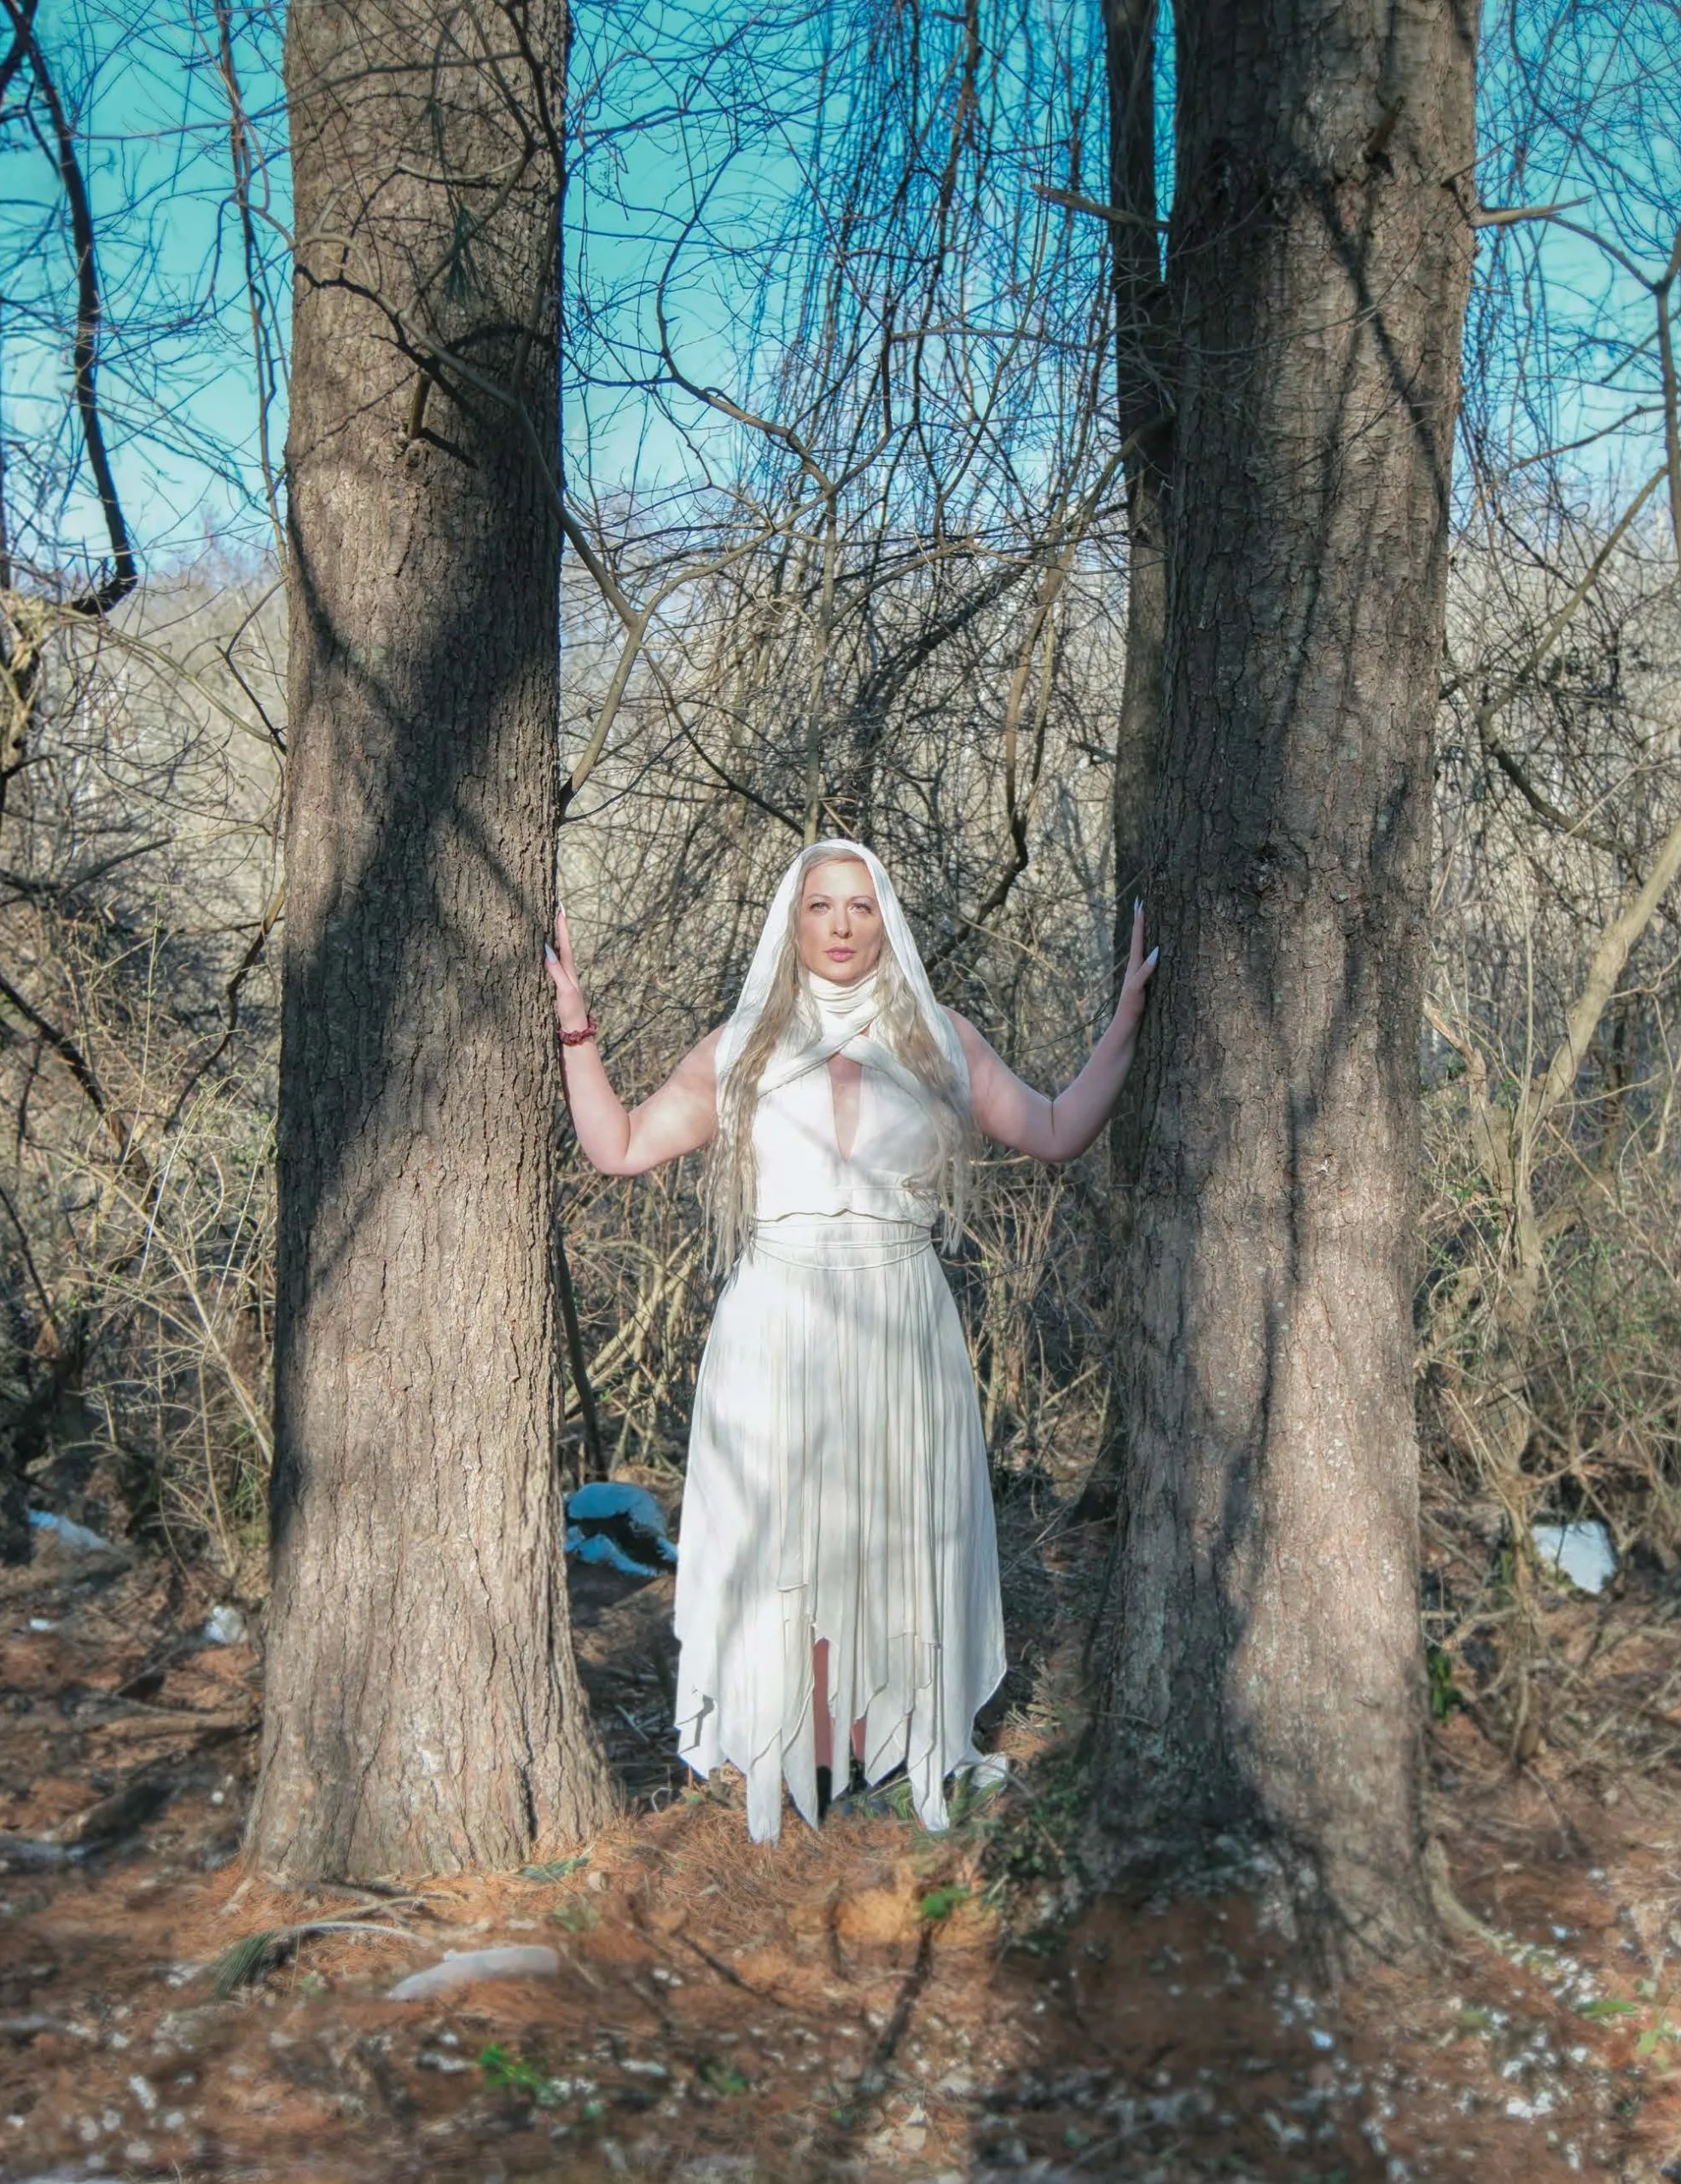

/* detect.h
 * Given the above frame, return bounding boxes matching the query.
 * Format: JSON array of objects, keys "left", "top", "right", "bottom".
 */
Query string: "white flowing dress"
[{"left": 672, "top": 1028, "right": 1007, "bottom": 1843}]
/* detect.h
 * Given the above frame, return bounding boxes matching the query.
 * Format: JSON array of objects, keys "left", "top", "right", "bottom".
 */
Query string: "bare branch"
[
  {"left": 1530, "top": 809, "right": 1681, "bottom": 1139},
  {"left": 0, "top": 963, "right": 139, "bottom": 1172},
  {"left": 4, "top": 2, "right": 136, "bottom": 617},
  {"left": 1455, "top": 466, "right": 1666, "bottom": 729},
  {"left": 1035, "top": 182, "right": 1167, "bottom": 232},
  {"left": 1468, "top": 197, "right": 1589, "bottom": 228}
]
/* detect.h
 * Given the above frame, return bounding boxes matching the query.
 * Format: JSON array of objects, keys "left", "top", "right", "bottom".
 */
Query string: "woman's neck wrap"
[{"left": 804, "top": 966, "right": 881, "bottom": 1042}]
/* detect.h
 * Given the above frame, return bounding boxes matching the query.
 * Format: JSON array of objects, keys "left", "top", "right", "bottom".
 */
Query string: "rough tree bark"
[
  {"left": 248, "top": 0, "right": 613, "bottom": 1879},
  {"left": 1102, "top": 0, "right": 1169, "bottom": 915},
  {"left": 1087, "top": 0, "right": 1171, "bottom": 1521},
  {"left": 1089, "top": 0, "right": 1477, "bottom": 1968}
]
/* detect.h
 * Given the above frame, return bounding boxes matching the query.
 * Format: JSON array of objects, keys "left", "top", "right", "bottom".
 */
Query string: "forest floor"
[{"left": 3, "top": 1471, "right": 1681, "bottom": 2184}]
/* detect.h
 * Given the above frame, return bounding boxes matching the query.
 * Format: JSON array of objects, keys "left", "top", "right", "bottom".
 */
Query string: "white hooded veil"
[
  {"left": 677, "top": 838, "right": 1006, "bottom": 1838},
  {"left": 715, "top": 838, "right": 966, "bottom": 1090}
]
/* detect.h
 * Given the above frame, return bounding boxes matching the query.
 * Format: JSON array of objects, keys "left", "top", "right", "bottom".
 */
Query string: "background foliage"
[{"left": 3, "top": 0, "right": 1680, "bottom": 1761}]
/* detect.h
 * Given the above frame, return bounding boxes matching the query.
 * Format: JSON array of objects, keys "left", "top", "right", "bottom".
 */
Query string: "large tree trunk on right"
[
  {"left": 1102, "top": 0, "right": 1169, "bottom": 916},
  {"left": 1088, "top": 0, "right": 1476, "bottom": 1970},
  {"left": 248, "top": 0, "right": 613, "bottom": 1882},
  {"left": 1087, "top": 0, "right": 1169, "bottom": 1523}
]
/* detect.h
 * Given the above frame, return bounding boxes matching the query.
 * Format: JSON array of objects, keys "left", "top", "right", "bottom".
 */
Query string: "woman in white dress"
[{"left": 545, "top": 841, "right": 1157, "bottom": 1843}]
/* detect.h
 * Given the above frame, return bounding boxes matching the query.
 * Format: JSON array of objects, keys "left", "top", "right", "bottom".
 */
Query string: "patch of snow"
[
  {"left": 1533, "top": 1520, "right": 1615, "bottom": 1594},
  {"left": 28, "top": 1509, "right": 116, "bottom": 1554},
  {"left": 385, "top": 1944, "right": 560, "bottom": 2000}
]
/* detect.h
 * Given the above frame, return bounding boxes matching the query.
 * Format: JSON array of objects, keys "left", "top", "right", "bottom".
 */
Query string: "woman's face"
[{"left": 797, "top": 858, "right": 884, "bottom": 985}]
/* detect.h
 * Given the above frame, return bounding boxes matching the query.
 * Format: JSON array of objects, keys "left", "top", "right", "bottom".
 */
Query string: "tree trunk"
[
  {"left": 1085, "top": 0, "right": 1170, "bottom": 1525},
  {"left": 1089, "top": 0, "right": 1476, "bottom": 1968},
  {"left": 1111, "top": 471, "right": 1166, "bottom": 911},
  {"left": 248, "top": 0, "right": 614, "bottom": 1880},
  {"left": 1102, "top": 0, "right": 1169, "bottom": 917}
]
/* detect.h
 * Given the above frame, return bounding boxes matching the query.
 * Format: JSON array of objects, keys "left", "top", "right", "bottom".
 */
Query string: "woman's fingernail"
[
  {"left": 1147, "top": 946, "right": 1160, "bottom": 964},
  {"left": 1133, "top": 897, "right": 1143, "bottom": 915},
  {"left": 544, "top": 944, "right": 557, "bottom": 961}
]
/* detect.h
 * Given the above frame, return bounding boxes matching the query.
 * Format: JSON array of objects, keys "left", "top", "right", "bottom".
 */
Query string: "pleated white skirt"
[{"left": 672, "top": 1215, "right": 1007, "bottom": 1842}]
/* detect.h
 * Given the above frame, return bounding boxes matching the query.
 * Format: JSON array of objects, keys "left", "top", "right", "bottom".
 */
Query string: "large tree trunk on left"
[
  {"left": 1087, "top": 0, "right": 1476, "bottom": 1970},
  {"left": 247, "top": 0, "right": 613, "bottom": 1881}
]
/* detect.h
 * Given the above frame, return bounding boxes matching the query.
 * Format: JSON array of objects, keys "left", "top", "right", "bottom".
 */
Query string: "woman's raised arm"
[
  {"left": 949, "top": 902, "right": 1159, "bottom": 1164},
  {"left": 544, "top": 908, "right": 719, "bottom": 1176}
]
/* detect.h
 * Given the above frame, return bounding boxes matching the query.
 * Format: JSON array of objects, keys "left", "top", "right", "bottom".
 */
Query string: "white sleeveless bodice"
[{"left": 750, "top": 1043, "right": 951, "bottom": 1225}]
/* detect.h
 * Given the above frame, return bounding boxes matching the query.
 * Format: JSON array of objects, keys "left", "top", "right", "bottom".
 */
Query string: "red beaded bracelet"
[{"left": 558, "top": 1013, "right": 598, "bottom": 1048}]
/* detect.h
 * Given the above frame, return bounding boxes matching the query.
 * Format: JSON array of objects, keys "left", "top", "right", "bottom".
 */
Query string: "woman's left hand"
[
  {"left": 950, "top": 901, "right": 1159, "bottom": 1162},
  {"left": 1112, "top": 900, "right": 1160, "bottom": 1043}
]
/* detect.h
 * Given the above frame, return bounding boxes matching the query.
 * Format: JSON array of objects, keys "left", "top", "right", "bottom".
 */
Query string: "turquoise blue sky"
[
  {"left": 0, "top": 3, "right": 288, "bottom": 568},
  {"left": 1, "top": 0, "right": 1675, "bottom": 576}
]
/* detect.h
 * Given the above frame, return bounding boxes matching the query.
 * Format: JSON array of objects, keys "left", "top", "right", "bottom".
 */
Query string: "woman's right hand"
[
  {"left": 544, "top": 906, "right": 592, "bottom": 1034},
  {"left": 543, "top": 901, "right": 718, "bottom": 1174},
  {"left": 545, "top": 903, "right": 721, "bottom": 1171}
]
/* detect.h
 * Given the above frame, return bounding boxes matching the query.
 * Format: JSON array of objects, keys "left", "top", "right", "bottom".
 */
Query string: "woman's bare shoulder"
[
  {"left": 944, "top": 1008, "right": 994, "bottom": 1064},
  {"left": 673, "top": 1025, "right": 725, "bottom": 1081}
]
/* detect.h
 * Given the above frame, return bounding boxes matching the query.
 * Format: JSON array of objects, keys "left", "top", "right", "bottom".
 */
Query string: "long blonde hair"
[{"left": 703, "top": 847, "right": 972, "bottom": 1268}]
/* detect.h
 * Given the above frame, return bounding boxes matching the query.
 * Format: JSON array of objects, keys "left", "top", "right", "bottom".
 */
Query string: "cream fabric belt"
[{"left": 748, "top": 1217, "right": 934, "bottom": 1269}]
